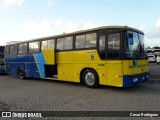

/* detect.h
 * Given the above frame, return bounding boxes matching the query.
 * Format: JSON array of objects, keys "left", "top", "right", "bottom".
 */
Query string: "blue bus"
[{"left": 0, "top": 46, "right": 5, "bottom": 74}]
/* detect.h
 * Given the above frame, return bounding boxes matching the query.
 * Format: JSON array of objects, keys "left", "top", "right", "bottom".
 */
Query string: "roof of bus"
[
  {"left": 6, "top": 26, "right": 144, "bottom": 45},
  {"left": 41, "top": 26, "right": 144, "bottom": 39}
]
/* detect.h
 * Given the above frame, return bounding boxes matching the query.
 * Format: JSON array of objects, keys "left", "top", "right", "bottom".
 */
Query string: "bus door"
[
  {"left": 41, "top": 40, "right": 57, "bottom": 78},
  {"left": 98, "top": 34, "right": 108, "bottom": 85},
  {"left": 106, "top": 32, "right": 123, "bottom": 87}
]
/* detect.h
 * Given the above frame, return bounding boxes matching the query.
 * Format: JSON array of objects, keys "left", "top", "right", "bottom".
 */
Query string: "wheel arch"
[
  {"left": 80, "top": 67, "right": 99, "bottom": 84},
  {"left": 17, "top": 65, "right": 24, "bottom": 75}
]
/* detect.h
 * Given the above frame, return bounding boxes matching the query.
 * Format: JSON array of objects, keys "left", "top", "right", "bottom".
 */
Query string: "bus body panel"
[
  {"left": 123, "top": 60, "right": 149, "bottom": 75},
  {"left": 56, "top": 51, "right": 74, "bottom": 81},
  {"left": 5, "top": 54, "right": 41, "bottom": 78},
  {"left": 73, "top": 50, "right": 106, "bottom": 84},
  {"left": 88, "top": 63, "right": 107, "bottom": 85},
  {"left": 122, "top": 60, "right": 149, "bottom": 87},
  {"left": 33, "top": 53, "right": 46, "bottom": 78},
  {"left": 41, "top": 49, "right": 55, "bottom": 65},
  {"left": 107, "top": 61, "right": 123, "bottom": 87}
]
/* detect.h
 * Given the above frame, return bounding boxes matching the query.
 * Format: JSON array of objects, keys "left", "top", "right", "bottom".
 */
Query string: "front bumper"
[{"left": 123, "top": 73, "right": 150, "bottom": 87}]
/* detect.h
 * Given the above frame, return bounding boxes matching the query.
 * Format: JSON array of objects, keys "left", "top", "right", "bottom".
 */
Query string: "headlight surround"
[{"left": 133, "top": 78, "right": 138, "bottom": 82}]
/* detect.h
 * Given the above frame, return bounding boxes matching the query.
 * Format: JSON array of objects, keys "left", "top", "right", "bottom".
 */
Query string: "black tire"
[
  {"left": 82, "top": 69, "right": 99, "bottom": 88},
  {"left": 18, "top": 67, "right": 25, "bottom": 79}
]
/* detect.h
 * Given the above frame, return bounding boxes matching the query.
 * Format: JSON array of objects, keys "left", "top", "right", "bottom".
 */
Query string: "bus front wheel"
[
  {"left": 18, "top": 67, "right": 25, "bottom": 79},
  {"left": 82, "top": 69, "right": 99, "bottom": 88}
]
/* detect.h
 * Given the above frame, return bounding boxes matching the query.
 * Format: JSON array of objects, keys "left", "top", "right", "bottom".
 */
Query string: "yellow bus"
[{"left": 5, "top": 26, "right": 149, "bottom": 87}]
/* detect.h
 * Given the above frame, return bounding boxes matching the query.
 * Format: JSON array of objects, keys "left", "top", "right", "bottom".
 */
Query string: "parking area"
[
  {"left": 149, "top": 63, "right": 160, "bottom": 80},
  {"left": 0, "top": 63, "right": 160, "bottom": 119}
]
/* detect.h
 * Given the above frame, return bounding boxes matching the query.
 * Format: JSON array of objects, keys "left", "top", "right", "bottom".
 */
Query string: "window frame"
[
  {"left": 98, "top": 35, "right": 106, "bottom": 59},
  {"left": 9, "top": 45, "right": 14, "bottom": 55},
  {"left": 9, "top": 44, "right": 17, "bottom": 55},
  {"left": 18, "top": 44, "right": 23, "bottom": 54},
  {"left": 56, "top": 37, "right": 64, "bottom": 50},
  {"left": 56, "top": 36, "right": 74, "bottom": 51},
  {"left": 48, "top": 39, "right": 55, "bottom": 49},
  {"left": 29, "top": 42, "right": 34, "bottom": 53},
  {"left": 64, "top": 36, "right": 73, "bottom": 50},
  {"left": 107, "top": 32, "right": 121, "bottom": 59},
  {"left": 41, "top": 40, "right": 48, "bottom": 50},
  {"left": 75, "top": 34, "right": 85, "bottom": 49},
  {"left": 29, "top": 41, "right": 40, "bottom": 54},
  {"left": 22, "top": 43, "right": 28, "bottom": 54},
  {"left": 75, "top": 32, "right": 97, "bottom": 50},
  {"left": 97, "top": 30, "right": 123, "bottom": 60},
  {"left": 41, "top": 39, "right": 55, "bottom": 50},
  {"left": 34, "top": 41, "right": 40, "bottom": 53}
]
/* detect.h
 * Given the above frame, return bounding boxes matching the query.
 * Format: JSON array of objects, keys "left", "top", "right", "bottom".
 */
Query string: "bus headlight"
[
  {"left": 146, "top": 75, "right": 149, "bottom": 79},
  {"left": 133, "top": 78, "right": 138, "bottom": 82}
]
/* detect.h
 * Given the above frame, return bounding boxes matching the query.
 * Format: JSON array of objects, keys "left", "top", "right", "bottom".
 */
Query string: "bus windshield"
[{"left": 124, "top": 31, "right": 146, "bottom": 58}]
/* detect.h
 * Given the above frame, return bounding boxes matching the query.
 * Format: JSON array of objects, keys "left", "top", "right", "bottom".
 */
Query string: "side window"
[
  {"left": 76, "top": 35, "right": 85, "bottom": 49},
  {"left": 22, "top": 43, "right": 28, "bottom": 53},
  {"left": 64, "top": 36, "right": 73, "bottom": 50},
  {"left": 99, "top": 35, "right": 106, "bottom": 59},
  {"left": 41, "top": 40, "right": 48, "bottom": 50},
  {"left": 29, "top": 42, "right": 40, "bottom": 53},
  {"left": 9, "top": 46, "right": 14, "bottom": 54},
  {"left": 107, "top": 33, "right": 120, "bottom": 58},
  {"left": 41, "top": 39, "right": 55, "bottom": 50},
  {"left": 6, "top": 46, "right": 10, "bottom": 55},
  {"left": 18, "top": 44, "right": 23, "bottom": 54},
  {"left": 76, "top": 33, "right": 97, "bottom": 49},
  {"left": 57, "top": 38, "right": 64, "bottom": 50},
  {"left": 19, "top": 43, "right": 27, "bottom": 54},
  {"left": 13, "top": 45, "right": 17, "bottom": 55},
  {"left": 9, "top": 45, "right": 17, "bottom": 55},
  {"left": 48, "top": 39, "right": 55, "bottom": 49},
  {"left": 34, "top": 42, "right": 40, "bottom": 53},
  {"left": 29, "top": 42, "right": 34, "bottom": 53},
  {"left": 86, "top": 33, "right": 97, "bottom": 48}
]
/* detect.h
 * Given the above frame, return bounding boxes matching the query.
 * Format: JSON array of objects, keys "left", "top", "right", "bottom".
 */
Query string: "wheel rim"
[
  {"left": 19, "top": 69, "right": 23, "bottom": 78},
  {"left": 84, "top": 72, "right": 95, "bottom": 86}
]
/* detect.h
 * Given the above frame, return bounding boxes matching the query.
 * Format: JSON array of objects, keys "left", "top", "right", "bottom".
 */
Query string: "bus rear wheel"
[
  {"left": 82, "top": 69, "right": 99, "bottom": 88},
  {"left": 18, "top": 67, "right": 25, "bottom": 79}
]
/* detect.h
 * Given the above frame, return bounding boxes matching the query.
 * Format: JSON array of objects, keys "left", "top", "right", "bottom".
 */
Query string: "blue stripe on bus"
[
  {"left": 33, "top": 53, "right": 46, "bottom": 78},
  {"left": 5, "top": 54, "right": 42, "bottom": 78}
]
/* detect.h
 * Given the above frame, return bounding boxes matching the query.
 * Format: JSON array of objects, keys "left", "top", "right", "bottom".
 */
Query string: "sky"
[{"left": 0, "top": 0, "right": 160, "bottom": 47}]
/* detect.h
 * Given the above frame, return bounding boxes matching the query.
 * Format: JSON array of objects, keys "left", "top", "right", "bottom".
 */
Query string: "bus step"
[{"left": 53, "top": 75, "right": 58, "bottom": 78}]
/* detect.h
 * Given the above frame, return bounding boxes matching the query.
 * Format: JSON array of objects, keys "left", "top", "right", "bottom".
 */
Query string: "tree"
[{"left": 153, "top": 46, "right": 160, "bottom": 49}]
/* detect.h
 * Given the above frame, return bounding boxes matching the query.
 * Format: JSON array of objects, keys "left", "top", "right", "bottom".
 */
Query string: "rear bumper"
[{"left": 123, "top": 73, "right": 150, "bottom": 87}]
